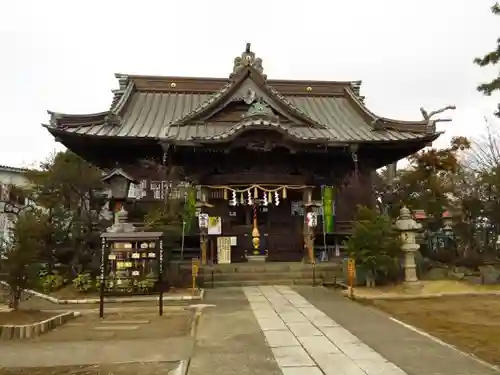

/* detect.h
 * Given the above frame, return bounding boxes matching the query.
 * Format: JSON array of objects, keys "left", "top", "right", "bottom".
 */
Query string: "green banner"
[{"left": 322, "top": 186, "right": 335, "bottom": 233}]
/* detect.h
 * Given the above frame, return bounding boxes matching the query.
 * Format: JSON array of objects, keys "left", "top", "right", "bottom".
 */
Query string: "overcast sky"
[{"left": 0, "top": 0, "right": 498, "bottom": 168}]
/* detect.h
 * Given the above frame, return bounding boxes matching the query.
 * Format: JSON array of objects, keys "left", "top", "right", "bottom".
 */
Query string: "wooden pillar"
[
  {"left": 387, "top": 162, "right": 397, "bottom": 185},
  {"left": 199, "top": 186, "right": 208, "bottom": 265},
  {"left": 302, "top": 188, "right": 314, "bottom": 264},
  {"left": 209, "top": 238, "right": 215, "bottom": 264}
]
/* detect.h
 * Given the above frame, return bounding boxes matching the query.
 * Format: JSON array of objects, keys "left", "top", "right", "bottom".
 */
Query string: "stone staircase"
[{"left": 198, "top": 262, "right": 343, "bottom": 288}]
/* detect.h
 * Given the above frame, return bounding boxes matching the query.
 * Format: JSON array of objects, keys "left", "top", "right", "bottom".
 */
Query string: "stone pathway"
[
  {"left": 243, "top": 285, "right": 408, "bottom": 375},
  {"left": 188, "top": 287, "right": 282, "bottom": 375}
]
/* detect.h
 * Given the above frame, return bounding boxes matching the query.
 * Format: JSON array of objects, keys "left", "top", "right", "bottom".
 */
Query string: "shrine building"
[{"left": 43, "top": 44, "right": 441, "bottom": 264}]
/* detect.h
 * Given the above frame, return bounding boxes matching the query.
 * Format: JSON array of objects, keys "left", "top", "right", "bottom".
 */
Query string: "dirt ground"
[
  {"left": 33, "top": 307, "right": 192, "bottom": 342},
  {"left": 0, "top": 361, "right": 179, "bottom": 375},
  {"left": 0, "top": 310, "right": 55, "bottom": 325},
  {"left": 51, "top": 285, "right": 200, "bottom": 300},
  {"left": 369, "top": 295, "right": 500, "bottom": 366}
]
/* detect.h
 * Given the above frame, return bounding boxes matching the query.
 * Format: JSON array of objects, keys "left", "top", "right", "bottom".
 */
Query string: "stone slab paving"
[
  {"left": 187, "top": 287, "right": 282, "bottom": 375},
  {"left": 244, "top": 285, "right": 409, "bottom": 375}
]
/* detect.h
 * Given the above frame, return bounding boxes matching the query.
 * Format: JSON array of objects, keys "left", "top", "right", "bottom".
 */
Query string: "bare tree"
[{"left": 466, "top": 117, "right": 500, "bottom": 172}]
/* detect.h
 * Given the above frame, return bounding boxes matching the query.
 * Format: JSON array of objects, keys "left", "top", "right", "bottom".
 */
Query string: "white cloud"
[{"left": 0, "top": 0, "right": 498, "bottom": 167}]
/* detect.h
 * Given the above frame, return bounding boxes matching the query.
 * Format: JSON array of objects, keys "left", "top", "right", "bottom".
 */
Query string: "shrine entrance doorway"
[{"left": 254, "top": 193, "right": 304, "bottom": 262}]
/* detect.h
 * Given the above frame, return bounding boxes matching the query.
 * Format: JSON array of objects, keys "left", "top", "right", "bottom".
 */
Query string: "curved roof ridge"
[
  {"left": 46, "top": 110, "right": 110, "bottom": 129},
  {"left": 47, "top": 110, "right": 109, "bottom": 118},
  {"left": 47, "top": 75, "right": 136, "bottom": 129},
  {"left": 168, "top": 66, "right": 329, "bottom": 130},
  {"left": 169, "top": 81, "right": 234, "bottom": 125},
  {"left": 110, "top": 81, "right": 135, "bottom": 116},
  {"left": 343, "top": 87, "right": 429, "bottom": 132},
  {"left": 111, "top": 73, "right": 365, "bottom": 89},
  {"left": 189, "top": 117, "right": 329, "bottom": 144}
]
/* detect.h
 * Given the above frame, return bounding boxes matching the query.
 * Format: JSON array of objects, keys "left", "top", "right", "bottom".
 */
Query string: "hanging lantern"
[
  {"left": 306, "top": 212, "right": 318, "bottom": 228},
  {"left": 247, "top": 190, "right": 253, "bottom": 205},
  {"left": 282, "top": 186, "right": 287, "bottom": 199},
  {"left": 223, "top": 188, "right": 228, "bottom": 200},
  {"left": 254, "top": 186, "right": 258, "bottom": 199},
  {"left": 240, "top": 192, "right": 245, "bottom": 205},
  {"left": 262, "top": 191, "right": 268, "bottom": 206}
]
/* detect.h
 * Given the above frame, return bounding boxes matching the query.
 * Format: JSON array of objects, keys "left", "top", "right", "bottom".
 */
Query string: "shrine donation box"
[{"left": 100, "top": 232, "right": 164, "bottom": 295}]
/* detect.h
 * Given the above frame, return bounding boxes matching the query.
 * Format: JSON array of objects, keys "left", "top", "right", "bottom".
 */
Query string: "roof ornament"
[
  {"left": 243, "top": 100, "right": 274, "bottom": 119},
  {"left": 242, "top": 88, "right": 257, "bottom": 105},
  {"left": 231, "top": 43, "right": 266, "bottom": 80},
  {"left": 420, "top": 105, "right": 456, "bottom": 133},
  {"left": 104, "top": 112, "right": 121, "bottom": 126}
]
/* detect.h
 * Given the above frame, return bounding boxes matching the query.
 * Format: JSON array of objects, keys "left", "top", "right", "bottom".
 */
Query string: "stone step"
[
  {"left": 209, "top": 279, "right": 321, "bottom": 288},
  {"left": 205, "top": 271, "right": 340, "bottom": 282},
  {"left": 200, "top": 264, "right": 342, "bottom": 274}
]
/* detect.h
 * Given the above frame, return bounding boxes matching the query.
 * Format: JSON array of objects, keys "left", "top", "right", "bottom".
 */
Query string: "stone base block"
[{"left": 246, "top": 255, "right": 267, "bottom": 262}]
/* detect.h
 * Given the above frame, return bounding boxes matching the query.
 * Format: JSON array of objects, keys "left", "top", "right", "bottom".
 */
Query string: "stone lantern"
[
  {"left": 102, "top": 168, "right": 138, "bottom": 233},
  {"left": 395, "top": 206, "right": 422, "bottom": 285}
]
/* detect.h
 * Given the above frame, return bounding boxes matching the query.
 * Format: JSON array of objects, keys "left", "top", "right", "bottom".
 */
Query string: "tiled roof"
[
  {"left": 413, "top": 209, "right": 453, "bottom": 219},
  {"left": 0, "top": 165, "right": 32, "bottom": 173},
  {"left": 44, "top": 46, "right": 442, "bottom": 145},
  {"left": 45, "top": 91, "right": 436, "bottom": 143}
]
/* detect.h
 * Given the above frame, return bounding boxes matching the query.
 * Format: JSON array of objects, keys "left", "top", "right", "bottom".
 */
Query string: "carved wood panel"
[{"left": 208, "top": 102, "right": 291, "bottom": 124}]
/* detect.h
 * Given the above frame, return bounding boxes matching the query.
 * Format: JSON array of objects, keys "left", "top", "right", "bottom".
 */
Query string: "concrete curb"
[
  {"left": 0, "top": 311, "right": 78, "bottom": 340},
  {"left": 0, "top": 281, "right": 205, "bottom": 304},
  {"left": 169, "top": 360, "right": 189, "bottom": 375},
  {"left": 180, "top": 307, "right": 203, "bottom": 375},
  {"left": 342, "top": 289, "right": 500, "bottom": 301}
]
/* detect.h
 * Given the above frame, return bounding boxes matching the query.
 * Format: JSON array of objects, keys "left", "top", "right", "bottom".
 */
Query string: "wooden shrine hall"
[{"left": 44, "top": 43, "right": 442, "bottom": 264}]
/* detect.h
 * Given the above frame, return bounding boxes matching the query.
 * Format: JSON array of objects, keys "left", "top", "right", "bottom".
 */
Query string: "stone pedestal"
[
  {"left": 395, "top": 206, "right": 422, "bottom": 287},
  {"left": 106, "top": 207, "right": 136, "bottom": 233},
  {"left": 246, "top": 255, "right": 267, "bottom": 262},
  {"left": 402, "top": 243, "right": 419, "bottom": 283}
]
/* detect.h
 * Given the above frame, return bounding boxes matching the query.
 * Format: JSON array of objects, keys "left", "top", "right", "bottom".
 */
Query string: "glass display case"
[{"left": 100, "top": 232, "right": 164, "bottom": 295}]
